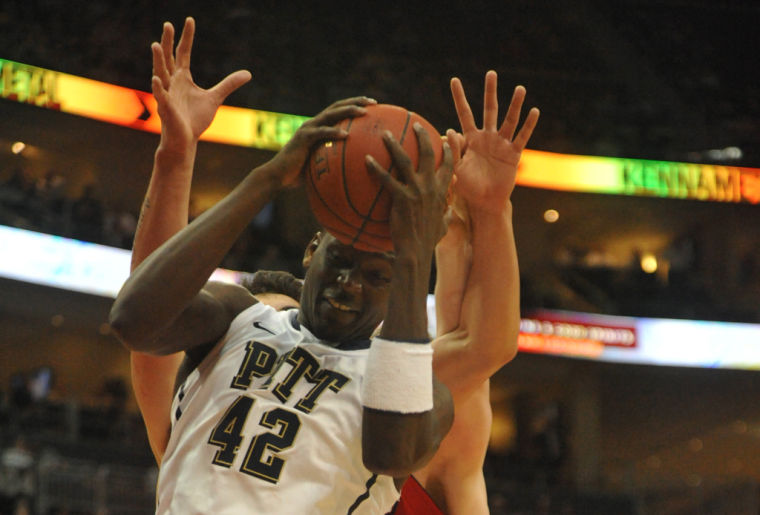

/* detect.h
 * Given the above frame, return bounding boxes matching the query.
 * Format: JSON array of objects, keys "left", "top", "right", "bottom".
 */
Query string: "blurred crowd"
[
  {"left": 0, "top": 166, "right": 305, "bottom": 277},
  {"left": 0, "top": 366, "right": 155, "bottom": 514},
  {"left": 0, "top": 363, "right": 575, "bottom": 514},
  {"left": 0, "top": 167, "right": 136, "bottom": 249}
]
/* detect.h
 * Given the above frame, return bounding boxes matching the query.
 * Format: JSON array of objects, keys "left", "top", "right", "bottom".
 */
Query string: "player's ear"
[{"left": 302, "top": 231, "right": 323, "bottom": 268}]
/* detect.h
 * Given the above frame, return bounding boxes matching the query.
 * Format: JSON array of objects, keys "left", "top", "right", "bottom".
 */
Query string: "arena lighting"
[
  {"left": 0, "top": 58, "right": 309, "bottom": 150},
  {"left": 543, "top": 209, "right": 559, "bottom": 223},
  {"left": 2, "top": 224, "right": 760, "bottom": 371},
  {"left": 519, "top": 149, "right": 760, "bottom": 205},
  {"left": 640, "top": 253, "right": 658, "bottom": 274},
  {"left": 2, "top": 57, "right": 760, "bottom": 205}
]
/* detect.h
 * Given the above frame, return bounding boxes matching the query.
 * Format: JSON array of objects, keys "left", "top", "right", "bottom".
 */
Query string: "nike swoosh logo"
[{"left": 253, "top": 321, "right": 276, "bottom": 335}]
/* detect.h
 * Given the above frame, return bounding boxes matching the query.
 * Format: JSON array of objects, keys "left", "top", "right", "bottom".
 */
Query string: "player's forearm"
[
  {"left": 129, "top": 142, "right": 196, "bottom": 461},
  {"left": 110, "top": 164, "right": 281, "bottom": 344},
  {"left": 362, "top": 375, "right": 453, "bottom": 476},
  {"left": 131, "top": 144, "right": 197, "bottom": 270},
  {"left": 461, "top": 200, "right": 520, "bottom": 362},
  {"left": 365, "top": 243, "right": 453, "bottom": 475},
  {"left": 380, "top": 253, "right": 433, "bottom": 341}
]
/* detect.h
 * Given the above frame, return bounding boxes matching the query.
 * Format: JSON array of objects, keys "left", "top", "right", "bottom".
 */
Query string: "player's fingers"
[
  {"left": 445, "top": 129, "right": 463, "bottom": 167},
  {"left": 381, "top": 130, "right": 414, "bottom": 186},
  {"left": 310, "top": 104, "right": 367, "bottom": 128},
  {"left": 160, "top": 22, "right": 175, "bottom": 74},
  {"left": 175, "top": 17, "right": 195, "bottom": 69},
  {"left": 445, "top": 172, "right": 458, "bottom": 206},
  {"left": 511, "top": 107, "right": 540, "bottom": 152},
  {"left": 437, "top": 142, "right": 454, "bottom": 191},
  {"left": 499, "top": 85, "right": 526, "bottom": 141},
  {"left": 483, "top": 70, "right": 499, "bottom": 132},
  {"left": 151, "top": 43, "right": 171, "bottom": 88},
  {"left": 327, "top": 96, "right": 378, "bottom": 110},
  {"left": 450, "top": 77, "right": 477, "bottom": 134},
  {"left": 365, "top": 155, "right": 403, "bottom": 194},
  {"left": 413, "top": 123, "right": 436, "bottom": 177},
  {"left": 151, "top": 75, "right": 168, "bottom": 106},
  {"left": 211, "top": 70, "right": 252, "bottom": 103},
  {"left": 297, "top": 127, "right": 349, "bottom": 148}
]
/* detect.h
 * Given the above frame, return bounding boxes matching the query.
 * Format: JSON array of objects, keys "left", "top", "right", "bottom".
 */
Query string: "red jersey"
[{"left": 391, "top": 475, "right": 444, "bottom": 515}]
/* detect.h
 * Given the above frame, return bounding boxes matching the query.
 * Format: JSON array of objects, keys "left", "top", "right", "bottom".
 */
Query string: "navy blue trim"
[
  {"left": 289, "top": 310, "right": 301, "bottom": 330},
  {"left": 346, "top": 474, "right": 378, "bottom": 514},
  {"left": 337, "top": 338, "right": 372, "bottom": 351}
]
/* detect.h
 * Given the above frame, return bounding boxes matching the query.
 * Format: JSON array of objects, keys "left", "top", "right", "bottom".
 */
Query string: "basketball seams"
[
  {"left": 305, "top": 117, "right": 392, "bottom": 240},
  {"left": 306, "top": 136, "right": 361, "bottom": 232},
  {"left": 352, "top": 110, "right": 412, "bottom": 247},
  {"left": 305, "top": 104, "right": 441, "bottom": 253},
  {"left": 307, "top": 171, "right": 391, "bottom": 239},
  {"left": 342, "top": 112, "right": 391, "bottom": 223}
]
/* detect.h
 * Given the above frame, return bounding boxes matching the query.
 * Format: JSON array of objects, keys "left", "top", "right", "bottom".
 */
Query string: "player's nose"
[{"left": 337, "top": 268, "right": 363, "bottom": 293}]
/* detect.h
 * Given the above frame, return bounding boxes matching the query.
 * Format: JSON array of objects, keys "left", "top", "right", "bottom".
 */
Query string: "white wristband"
[{"left": 361, "top": 337, "right": 434, "bottom": 413}]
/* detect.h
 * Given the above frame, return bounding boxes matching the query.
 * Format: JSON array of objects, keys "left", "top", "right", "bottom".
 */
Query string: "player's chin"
[
  {"left": 311, "top": 300, "right": 362, "bottom": 338},
  {"left": 320, "top": 299, "right": 361, "bottom": 325}
]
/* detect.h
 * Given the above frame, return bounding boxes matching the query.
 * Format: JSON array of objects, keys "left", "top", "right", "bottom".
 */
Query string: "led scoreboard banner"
[
  {"left": 519, "top": 150, "right": 760, "bottom": 204},
  {"left": 3, "top": 58, "right": 760, "bottom": 204},
  {"left": 2, "top": 224, "right": 759, "bottom": 370}
]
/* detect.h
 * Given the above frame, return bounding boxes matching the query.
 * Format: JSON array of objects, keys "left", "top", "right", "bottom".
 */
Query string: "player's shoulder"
[{"left": 203, "top": 280, "right": 260, "bottom": 318}]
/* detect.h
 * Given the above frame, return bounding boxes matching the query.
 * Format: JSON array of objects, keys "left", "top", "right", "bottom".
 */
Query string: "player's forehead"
[{"left": 320, "top": 233, "right": 395, "bottom": 264}]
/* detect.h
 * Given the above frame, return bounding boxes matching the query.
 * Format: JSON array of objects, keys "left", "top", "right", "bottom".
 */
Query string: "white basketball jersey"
[{"left": 156, "top": 303, "right": 399, "bottom": 514}]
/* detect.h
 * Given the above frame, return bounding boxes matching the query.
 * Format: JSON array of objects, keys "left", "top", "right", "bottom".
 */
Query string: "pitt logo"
[{"left": 229, "top": 341, "right": 349, "bottom": 414}]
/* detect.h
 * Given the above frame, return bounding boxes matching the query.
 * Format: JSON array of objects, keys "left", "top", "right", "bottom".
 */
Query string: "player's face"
[{"left": 298, "top": 233, "right": 394, "bottom": 344}]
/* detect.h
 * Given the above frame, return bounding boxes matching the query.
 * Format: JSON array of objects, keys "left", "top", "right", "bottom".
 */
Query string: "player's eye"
[
  {"left": 328, "top": 252, "right": 352, "bottom": 269},
  {"left": 365, "top": 269, "right": 391, "bottom": 285}
]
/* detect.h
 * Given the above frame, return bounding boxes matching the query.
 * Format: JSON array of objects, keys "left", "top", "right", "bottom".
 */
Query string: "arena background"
[{"left": 1, "top": 1, "right": 759, "bottom": 513}]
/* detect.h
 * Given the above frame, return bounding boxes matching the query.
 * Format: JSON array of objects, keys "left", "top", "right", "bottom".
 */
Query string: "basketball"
[{"left": 306, "top": 104, "right": 444, "bottom": 253}]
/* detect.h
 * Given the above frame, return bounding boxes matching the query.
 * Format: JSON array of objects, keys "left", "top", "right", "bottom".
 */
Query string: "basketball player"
[
  {"left": 125, "top": 18, "right": 537, "bottom": 514},
  {"left": 393, "top": 72, "right": 537, "bottom": 514},
  {"left": 110, "top": 16, "right": 455, "bottom": 513}
]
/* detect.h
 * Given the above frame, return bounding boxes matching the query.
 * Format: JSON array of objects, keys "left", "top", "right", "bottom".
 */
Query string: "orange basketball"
[{"left": 306, "top": 104, "right": 443, "bottom": 252}]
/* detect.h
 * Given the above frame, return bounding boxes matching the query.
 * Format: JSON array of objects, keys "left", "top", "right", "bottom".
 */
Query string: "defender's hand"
[
  {"left": 450, "top": 70, "right": 539, "bottom": 213},
  {"left": 151, "top": 17, "right": 251, "bottom": 155}
]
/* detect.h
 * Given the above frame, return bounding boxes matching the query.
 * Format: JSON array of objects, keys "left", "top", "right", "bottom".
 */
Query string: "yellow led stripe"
[
  {"left": 0, "top": 58, "right": 308, "bottom": 150},
  {"left": 3, "top": 57, "right": 759, "bottom": 203}
]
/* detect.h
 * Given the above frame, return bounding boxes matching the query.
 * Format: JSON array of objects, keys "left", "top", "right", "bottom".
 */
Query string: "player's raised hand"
[
  {"left": 449, "top": 70, "right": 539, "bottom": 213},
  {"left": 151, "top": 17, "right": 251, "bottom": 154}
]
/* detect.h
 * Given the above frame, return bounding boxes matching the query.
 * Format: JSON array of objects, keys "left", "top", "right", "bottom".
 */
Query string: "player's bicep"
[{"left": 140, "top": 282, "right": 257, "bottom": 355}]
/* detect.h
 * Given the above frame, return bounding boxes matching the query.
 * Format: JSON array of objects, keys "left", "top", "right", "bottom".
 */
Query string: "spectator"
[
  {"left": 0, "top": 436, "right": 36, "bottom": 515},
  {"left": 70, "top": 184, "right": 104, "bottom": 243}
]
